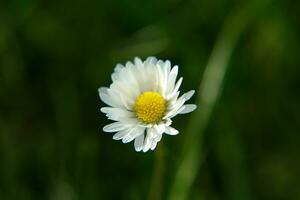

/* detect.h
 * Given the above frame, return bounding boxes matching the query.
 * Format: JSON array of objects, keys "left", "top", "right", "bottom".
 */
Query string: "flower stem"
[{"left": 148, "top": 145, "right": 165, "bottom": 200}]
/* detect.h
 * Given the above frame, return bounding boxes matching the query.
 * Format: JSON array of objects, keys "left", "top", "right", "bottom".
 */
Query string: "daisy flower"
[{"left": 98, "top": 57, "right": 197, "bottom": 152}]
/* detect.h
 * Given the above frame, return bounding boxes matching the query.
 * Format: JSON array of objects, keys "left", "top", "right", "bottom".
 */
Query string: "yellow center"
[{"left": 134, "top": 92, "right": 166, "bottom": 124}]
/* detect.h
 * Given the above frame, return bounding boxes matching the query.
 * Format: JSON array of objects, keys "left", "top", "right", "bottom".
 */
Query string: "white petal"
[
  {"left": 113, "top": 128, "right": 131, "bottom": 140},
  {"left": 119, "top": 94, "right": 134, "bottom": 110},
  {"left": 111, "top": 64, "right": 124, "bottom": 81},
  {"left": 113, "top": 65, "right": 140, "bottom": 99},
  {"left": 166, "top": 90, "right": 196, "bottom": 118},
  {"left": 179, "top": 104, "right": 197, "bottom": 114},
  {"left": 164, "top": 118, "right": 172, "bottom": 127},
  {"left": 157, "top": 60, "right": 170, "bottom": 95},
  {"left": 166, "top": 65, "right": 178, "bottom": 95},
  {"left": 150, "top": 140, "right": 158, "bottom": 150},
  {"left": 134, "top": 59, "right": 148, "bottom": 92},
  {"left": 183, "top": 90, "right": 195, "bottom": 101},
  {"left": 168, "top": 95, "right": 186, "bottom": 112},
  {"left": 106, "top": 89, "right": 127, "bottom": 109},
  {"left": 134, "top": 57, "right": 143, "bottom": 66},
  {"left": 143, "top": 128, "right": 153, "bottom": 152},
  {"left": 122, "top": 127, "right": 145, "bottom": 143},
  {"left": 114, "top": 64, "right": 124, "bottom": 72},
  {"left": 144, "top": 56, "right": 157, "bottom": 65},
  {"left": 134, "top": 133, "right": 145, "bottom": 152},
  {"left": 143, "top": 60, "right": 159, "bottom": 92},
  {"left": 110, "top": 81, "right": 135, "bottom": 105},
  {"left": 101, "top": 107, "right": 132, "bottom": 115},
  {"left": 98, "top": 87, "right": 119, "bottom": 108},
  {"left": 167, "top": 77, "right": 183, "bottom": 100},
  {"left": 165, "top": 126, "right": 179, "bottom": 135},
  {"left": 126, "top": 63, "right": 141, "bottom": 95},
  {"left": 101, "top": 107, "right": 134, "bottom": 121},
  {"left": 122, "top": 133, "right": 134, "bottom": 143},
  {"left": 164, "top": 101, "right": 185, "bottom": 119},
  {"left": 151, "top": 62, "right": 160, "bottom": 92},
  {"left": 154, "top": 124, "right": 165, "bottom": 135},
  {"left": 168, "top": 106, "right": 186, "bottom": 118},
  {"left": 154, "top": 133, "right": 162, "bottom": 142},
  {"left": 103, "top": 122, "right": 128, "bottom": 132}
]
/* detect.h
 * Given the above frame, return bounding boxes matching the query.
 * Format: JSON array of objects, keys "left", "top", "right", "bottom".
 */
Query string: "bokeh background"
[{"left": 0, "top": 0, "right": 300, "bottom": 199}]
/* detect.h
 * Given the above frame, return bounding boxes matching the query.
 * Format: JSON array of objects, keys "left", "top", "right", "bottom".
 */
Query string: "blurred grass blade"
[{"left": 168, "top": 1, "right": 271, "bottom": 200}]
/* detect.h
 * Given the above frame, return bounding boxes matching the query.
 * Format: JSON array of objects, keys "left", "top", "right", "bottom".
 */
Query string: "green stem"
[{"left": 148, "top": 145, "right": 165, "bottom": 200}]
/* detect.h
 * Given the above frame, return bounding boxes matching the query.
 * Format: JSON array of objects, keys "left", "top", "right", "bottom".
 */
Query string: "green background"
[{"left": 0, "top": 0, "right": 299, "bottom": 199}]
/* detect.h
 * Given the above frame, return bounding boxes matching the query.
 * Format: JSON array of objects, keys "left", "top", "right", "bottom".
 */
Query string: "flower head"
[{"left": 98, "top": 57, "right": 197, "bottom": 152}]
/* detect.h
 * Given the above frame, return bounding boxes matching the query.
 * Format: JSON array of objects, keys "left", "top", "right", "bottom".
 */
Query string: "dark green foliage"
[{"left": 0, "top": 0, "right": 299, "bottom": 199}]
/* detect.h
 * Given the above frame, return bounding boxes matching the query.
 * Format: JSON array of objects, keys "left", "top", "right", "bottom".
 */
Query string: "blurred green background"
[{"left": 0, "top": 0, "right": 300, "bottom": 199}]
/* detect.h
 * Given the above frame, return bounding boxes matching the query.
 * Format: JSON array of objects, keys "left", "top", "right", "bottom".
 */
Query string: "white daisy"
[{"left": 98, "top": 57, "right": 197, "bottom": 152}]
